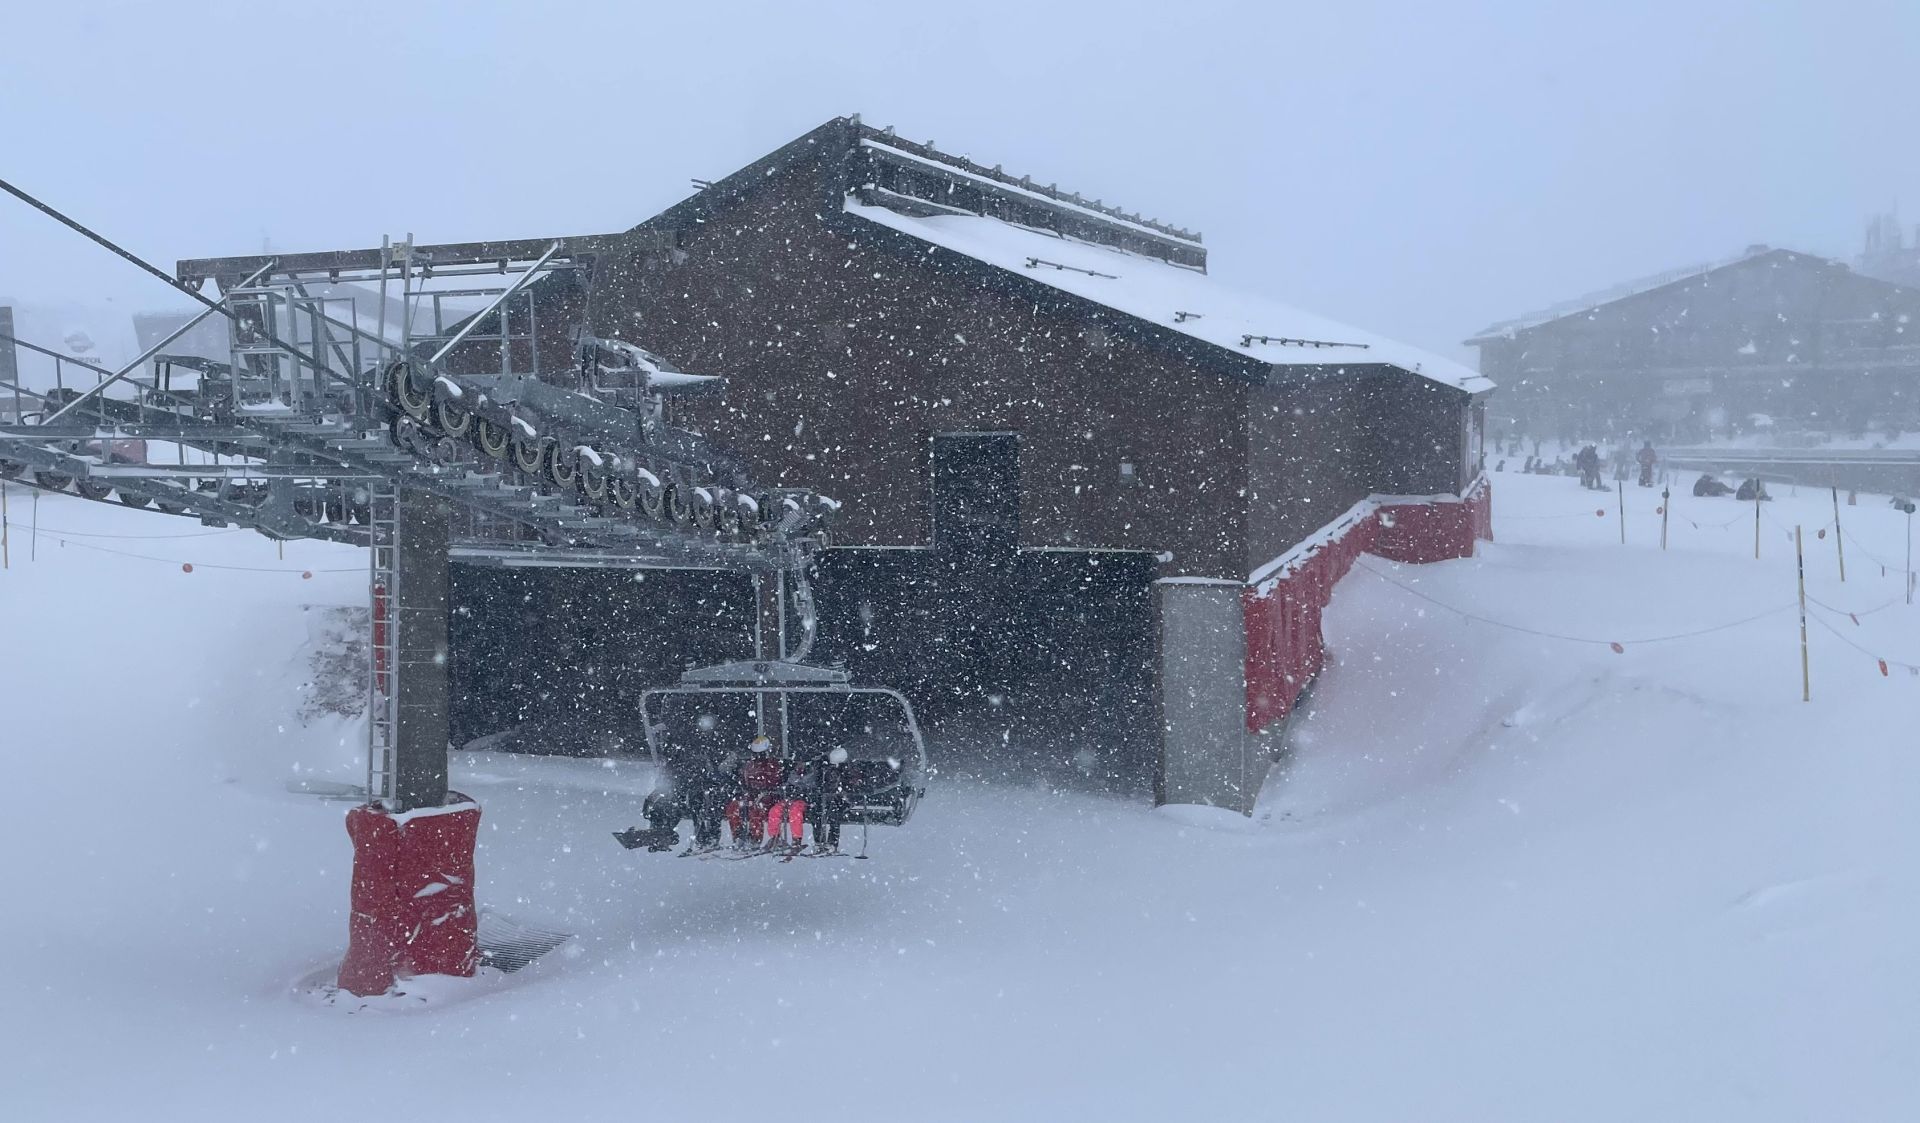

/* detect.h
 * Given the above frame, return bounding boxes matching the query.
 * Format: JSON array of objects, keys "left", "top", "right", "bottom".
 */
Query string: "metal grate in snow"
[{"left": 475, "top": 910, "right": 572, "bottom": 974}]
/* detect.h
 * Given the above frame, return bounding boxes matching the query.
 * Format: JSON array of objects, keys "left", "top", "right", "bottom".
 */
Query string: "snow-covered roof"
[
  {"left": 844, "top": 197, "right": 1492, "bottom": 394},
  {"left": 1466, "top": 245, "right": 1801, "bottom": 343},
  {"left": 861, "top": 139, "right": 1202, "bottom": 252}
]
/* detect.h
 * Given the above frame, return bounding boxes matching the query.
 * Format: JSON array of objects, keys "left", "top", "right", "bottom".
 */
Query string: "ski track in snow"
[{"left": 0, "top": 472, "right": 1915, "bottom": 1122}]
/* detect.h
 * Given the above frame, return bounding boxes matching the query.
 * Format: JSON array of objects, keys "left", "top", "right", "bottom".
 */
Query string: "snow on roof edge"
[
  {"left": 845, "top": 198, "right": 1493, "bottom": 395},
  {"left": 862, "top": 140, "right": 1203, "bottom": 250},
  {"left": 1466, "top": 246, "right": 1817, "bottom": 343}
]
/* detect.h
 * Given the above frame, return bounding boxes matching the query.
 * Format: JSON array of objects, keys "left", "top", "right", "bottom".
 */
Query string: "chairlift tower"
[{"left": 0, "top": 188, "right": 847, "bottom": 995}]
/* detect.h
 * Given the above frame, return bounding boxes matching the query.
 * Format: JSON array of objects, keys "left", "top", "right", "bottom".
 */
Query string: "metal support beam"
[
  {"left": 393, "top": 489, "right": 452, "bottom": 810},
  {"left": 753, "top": 572, "right": 786, "bottom": 747},
  {"left": 427, "top": 242, "right": 562, "bottom": 366},
  {"left": 177, "top": 234, "right": 624, "bottom": 290},
  {"left": 46, "top": 260, "right": 275, "bottom": 423}
]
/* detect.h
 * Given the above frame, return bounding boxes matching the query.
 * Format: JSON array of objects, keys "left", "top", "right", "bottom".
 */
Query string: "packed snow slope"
[{"left": 0, "top": 470, "right": 1914, "bottom": 1121}]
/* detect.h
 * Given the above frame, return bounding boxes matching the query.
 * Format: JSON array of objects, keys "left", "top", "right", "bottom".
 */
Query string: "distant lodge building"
[
  {"left": 1859, "top": 212, "right": 1920, "bottom": 290},
  {"left": 1469, "top": 245, "right": 1920, "bottom": 443},
  {"left": 201, "top": 116, "right": 1496, "bottom": 810}
]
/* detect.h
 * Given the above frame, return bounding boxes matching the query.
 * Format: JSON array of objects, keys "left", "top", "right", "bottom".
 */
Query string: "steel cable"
[{"left": 1353, "top": 559, "right": 1796, "bottom": 647}]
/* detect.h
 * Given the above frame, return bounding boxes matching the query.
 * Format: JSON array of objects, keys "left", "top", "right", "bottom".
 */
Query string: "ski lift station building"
[{"left": 195, "top": 115, "right": 1495, "bottom": 812}]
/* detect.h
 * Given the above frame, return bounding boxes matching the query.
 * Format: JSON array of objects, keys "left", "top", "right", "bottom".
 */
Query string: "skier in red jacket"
[{"left": 725, "top": 736, "right": 786, "bottom": 848}]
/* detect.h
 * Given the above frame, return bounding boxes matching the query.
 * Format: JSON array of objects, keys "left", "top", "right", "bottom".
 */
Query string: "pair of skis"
[{"left": 680, "top": 842, "right": 851, "bottom": 862}]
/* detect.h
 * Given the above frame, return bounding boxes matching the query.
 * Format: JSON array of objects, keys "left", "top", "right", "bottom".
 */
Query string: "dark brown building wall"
[
  {"left": 1245, "top": 368, "right": 1469, "bottom": 572},
  {"left": 1246, "top": 374, "right": 1377, "bottom": 569},
  {"left": 586, "top": 146, "right": 1252, "bottom": 579},
  {"left": 1362, "top": 371, "right": 1472, "bottom": 497}
]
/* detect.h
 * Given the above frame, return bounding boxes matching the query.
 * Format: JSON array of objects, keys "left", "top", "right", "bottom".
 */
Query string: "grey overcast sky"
[{"left": 2, "top": 0, "right": 1914, "bottom": 361}]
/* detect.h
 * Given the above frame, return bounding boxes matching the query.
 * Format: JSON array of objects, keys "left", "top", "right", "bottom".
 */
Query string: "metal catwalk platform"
[{"left": 0, "top": 236, "right": 836, "bottom": 570}]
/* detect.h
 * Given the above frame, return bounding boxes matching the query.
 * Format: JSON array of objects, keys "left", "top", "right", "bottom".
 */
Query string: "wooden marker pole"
[
  {"left": 1830, "top": 485, "right": 1846, "bottom": 582},
  {"left": 1661, "top": 485, "right": 1670, "bottom": 551},
  {"left": 30, "top": 490, "right": 36, "bottom": 562},
  {"left": 1618, "top": 480, "right": 1626, "bottom": 545},
  {"left": 1795, "top": 525, "right": 1811, "bottom": 702},
  {"left": 1754, "top": 491, "right": 1762, "bottom": 560},
  {"left": 1, "top": 482, "right": 8, "bottom": 570}
]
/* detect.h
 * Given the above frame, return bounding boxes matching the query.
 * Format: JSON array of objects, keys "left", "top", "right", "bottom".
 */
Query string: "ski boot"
[{"left": 613, "top": 826, "right": 678, "bottom": 852}]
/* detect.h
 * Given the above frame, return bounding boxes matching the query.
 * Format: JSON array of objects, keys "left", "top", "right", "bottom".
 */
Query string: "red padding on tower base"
[{"left": 338, "top": 795, "right": 481, "bottom": 997}]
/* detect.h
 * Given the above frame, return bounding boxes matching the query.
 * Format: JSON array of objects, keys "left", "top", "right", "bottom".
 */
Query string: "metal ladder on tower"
[{"left": 365, "top": 482, "right": 400, "bottom": 806}]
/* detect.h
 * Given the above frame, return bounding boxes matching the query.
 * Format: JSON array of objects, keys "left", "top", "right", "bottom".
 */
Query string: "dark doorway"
[{"left": 932, "top": 431, "right": 1019, "bottom": 555}]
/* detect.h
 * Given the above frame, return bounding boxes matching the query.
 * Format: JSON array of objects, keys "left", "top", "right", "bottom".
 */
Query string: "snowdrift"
[{"left": 0, "top": 474, "right": 1913, "bottom": 1121}]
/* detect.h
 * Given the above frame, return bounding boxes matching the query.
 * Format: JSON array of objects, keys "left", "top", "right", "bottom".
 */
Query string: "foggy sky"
[{"left": 2, "top": 0, "right": 1914, "bottom": 363}]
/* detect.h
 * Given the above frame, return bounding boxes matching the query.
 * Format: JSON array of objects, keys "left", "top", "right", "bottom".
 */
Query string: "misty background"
[{"left": 2, "top": 0, "right": 1914, "bottom": 363}]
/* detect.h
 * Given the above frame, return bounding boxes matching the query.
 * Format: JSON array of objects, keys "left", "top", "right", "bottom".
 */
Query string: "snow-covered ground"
[{"left": 1, "top": 471, "right": 1914, "bottom": 1121}]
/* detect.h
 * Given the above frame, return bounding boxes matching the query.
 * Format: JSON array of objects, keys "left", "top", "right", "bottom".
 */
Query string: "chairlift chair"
[{"left": 638, "top": 658, "right": 929, "bottom": 829}]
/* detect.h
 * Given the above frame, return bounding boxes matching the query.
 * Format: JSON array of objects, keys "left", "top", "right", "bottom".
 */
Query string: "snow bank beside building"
[{"left": 0, "top": 473, "right": 1913, "bottom": 1121}]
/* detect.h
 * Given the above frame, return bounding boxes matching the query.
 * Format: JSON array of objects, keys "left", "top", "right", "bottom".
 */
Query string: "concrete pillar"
[
  {"left": 393, "top": 490, "right": 451, "bottom": 810},
  {"left": 1156, "top": 578, "right": 1259, "bottom": 814}
]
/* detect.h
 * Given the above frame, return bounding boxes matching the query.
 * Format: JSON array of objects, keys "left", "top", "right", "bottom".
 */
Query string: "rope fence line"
[
  {"left": 1837, "top": 525, "right": 1915, "bottom": 580},
  {"left": 1804, "top": 591, "right": 1904, "bottom": 620},
  {"left": 1352, "top": 559, "right": 1796, "bottom": 649},
  {"left": 1685, "top": 513, "right": 1750, "bottom": 530},
  {"left": 1806, "top": 611, "right": 1920, "bottom": 675},
  {"left": 1749, "top": 503, "right": 1915, "bottom": 587},
  {"left": 1761, "top": 506, "right": 1834, "bottom": 540},
  {"left": 30, "top": 532, "right": 360, "bottom": 575},
  {"left": 1496, "top": 509, "right": 1614, "bottom": 521},
  {"left": 11, "top": 523, "right": 252, "bottom": 541}
]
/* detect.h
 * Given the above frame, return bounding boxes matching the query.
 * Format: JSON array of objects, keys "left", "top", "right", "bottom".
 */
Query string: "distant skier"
[
  {"left": 1636, "top": 441, "right": 1658, "bottom": 488},
  {"left": 1575, "top": 445, "right": 1602, "bottom": 490}
]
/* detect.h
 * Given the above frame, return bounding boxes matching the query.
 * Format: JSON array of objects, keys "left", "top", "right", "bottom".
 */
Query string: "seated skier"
[
  {"left": 1693, "top": 474, "right": 1734, "bottom": 498},
  {"left": 807, "top": 747, "right": 853, "bottom": 854},
  {"left": 764, "top": 761, "right": 811, "bottom": 851},
  {"left": 615, "top": 739, "right": 729, "bottom": 853},
  {"left": 724, "top": 735, "right": 787, "bottom": 848},
  {"left": 1735, "top": 477, "right": 1771, "bottom": 502}
]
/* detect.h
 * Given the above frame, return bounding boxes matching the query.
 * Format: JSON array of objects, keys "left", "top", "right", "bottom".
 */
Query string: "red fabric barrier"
[
  {"left": 1244, "top": 480, "right": 1492, "bottom": 732},
  {"left": 1373, "top": 481, "right": 1492, "bottom": 563},
  {"left": 338, "top": 796, "right": 481, "bottom": 996}
]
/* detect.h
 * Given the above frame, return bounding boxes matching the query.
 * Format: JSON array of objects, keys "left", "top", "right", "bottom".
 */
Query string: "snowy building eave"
[
  {"left": 1461, "top": 245, "right": 1850, "bottom": 345},
  {"left": 843, "top": 197, "right": 1493, "bottom": 395}
]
